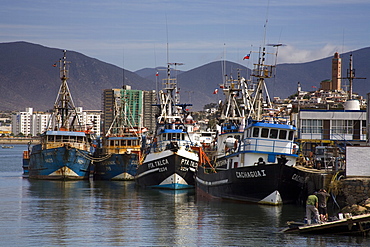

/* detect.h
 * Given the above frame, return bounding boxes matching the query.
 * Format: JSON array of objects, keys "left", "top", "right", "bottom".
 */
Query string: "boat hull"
[
  {"left": 196, "top": 162, "right": 303, "bottom": 205},
  {"left": 94, "top": 153, "right": 138, "bottom": 180},
  {"left": 28, "top": 144, "right": 91, "bottom": 180},
  {"left": 22, "top": 159, "right": 30, "bottom": 178},
  {"left": 136, "top": 149, "right": 198, "bottom": 189}
]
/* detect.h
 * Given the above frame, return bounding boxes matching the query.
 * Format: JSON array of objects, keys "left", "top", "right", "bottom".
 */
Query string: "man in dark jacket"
[{"left": 317, "top": 188, "right": 330, "bottom": 222}]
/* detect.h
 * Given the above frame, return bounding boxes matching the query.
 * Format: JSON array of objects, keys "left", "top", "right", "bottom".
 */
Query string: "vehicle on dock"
[{"left": 26, "top": 51, "right": 94, "bottom": 180}]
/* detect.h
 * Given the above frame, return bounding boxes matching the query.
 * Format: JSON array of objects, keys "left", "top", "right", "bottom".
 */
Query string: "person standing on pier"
[
  {"left": 317, "top": 188, "right": 330, "bottom": 222},
  {"left": 306, "top": 192, "right": 321, "bottom": 225}
]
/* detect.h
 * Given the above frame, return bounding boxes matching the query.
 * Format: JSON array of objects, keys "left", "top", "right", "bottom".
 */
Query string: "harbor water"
[{"left": 1, "top": 145, "right": 370, "bottom": 246}]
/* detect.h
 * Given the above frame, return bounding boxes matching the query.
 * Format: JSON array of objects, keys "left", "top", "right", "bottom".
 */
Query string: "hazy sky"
[{"left": 1, "top": 0, "right": 369, "bottom": 72}]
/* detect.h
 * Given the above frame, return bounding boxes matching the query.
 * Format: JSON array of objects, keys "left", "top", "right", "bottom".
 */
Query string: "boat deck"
[{"left": 283, "top": 213, "right": 370, "bottom": 236}]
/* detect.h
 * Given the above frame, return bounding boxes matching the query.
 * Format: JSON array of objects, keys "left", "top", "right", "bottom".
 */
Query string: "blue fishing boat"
[
  {"left": 93, "top": 87, "right": 146, "bottom": 180},
  {"left": 93, "top": 128, "right": 144, "bottom": 180},
  {"left": 27, "top": 51, "right": 93, "bottom": 180},
  {"left": 135, "top": 64, "right": 199, "bottom": 189}
]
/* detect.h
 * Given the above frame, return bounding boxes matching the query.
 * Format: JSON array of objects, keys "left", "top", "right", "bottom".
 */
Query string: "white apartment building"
[{"left": 11, "top": 107, "right": 101, "bottom": 136}]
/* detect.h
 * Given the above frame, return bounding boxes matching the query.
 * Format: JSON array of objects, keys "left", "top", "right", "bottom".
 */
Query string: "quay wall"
[{"left": 340, "top": 178, "right": 370, "bottom": 205}]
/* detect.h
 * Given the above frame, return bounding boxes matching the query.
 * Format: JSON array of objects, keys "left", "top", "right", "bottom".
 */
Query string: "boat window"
[
  {"left": 110, "top": 140, "right": 114, "bottom": 146},
  {"left": 269, "top": 129, "right": 278, "bottom": 139},
  {"left": 127, "top": 140, "right": 132, "bottom": 146},
  {"left": 181, "top": 133, "right": 185, "bottom": 140},
  {"left": 279, "top": 130, "right": 287, "bottom": 139},
  {"left": 261, "top": 128, "right": 269, "bottom": 138},
  {"left": 56, "top": 135, "right": 62, "bottom": 142},
  {"left": 253, "top": 128, "right": 259, "bottom": 137},
  {"left": 48, "top": 136, "right": 54, "bottom": 142},
  {"left": 115, "top": 140, "right": 119, "bottom": 146},
  {"left": 288, "top": 131, "right": 294, "bottom": 140}
]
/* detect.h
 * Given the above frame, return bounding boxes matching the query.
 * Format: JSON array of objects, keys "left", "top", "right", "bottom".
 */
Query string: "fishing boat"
[
  {"left": 135, "top": 64, "right": 199, "bottom": 189},
  {"left": 27, "top": 51, "right": 93, "bottom": 180},
  {"left": 195, "top": 46, "right": 302, "bottom": 205},
  {"left": 94, "top": 88, "right": 145, "bottom": 180}
]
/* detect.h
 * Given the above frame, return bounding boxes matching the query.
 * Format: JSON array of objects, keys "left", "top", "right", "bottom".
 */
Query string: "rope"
[{"left": 75, "top": 148, "right": 112, "bottom": 162}]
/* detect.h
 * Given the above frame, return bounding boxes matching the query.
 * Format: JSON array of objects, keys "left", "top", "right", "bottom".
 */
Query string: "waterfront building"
[
  {"left": 11, "top": 107, "right": 101, "bottom": 136},
  {"left": 295, "top": 108, "right": 366, "bottom": 142},
  {"left": 102, "top": 86, "right": 157, "bottom": 135}
]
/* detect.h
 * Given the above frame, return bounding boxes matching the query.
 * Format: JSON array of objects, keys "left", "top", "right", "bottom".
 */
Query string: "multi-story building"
[
  {"left": 11, "top": 108, "right": 35, "bottom": 136},
  {"left": 11, "top": 107, "right": 101, "bottom": 136},
  {"left": 77, "top": 108, "right": 102, "bottom": 135},
  {"left": 295, "top": 109, "right": 366, "bottom": 142},
  {"left": 102, "top": 86, "right": 157, "bottom": 135}
]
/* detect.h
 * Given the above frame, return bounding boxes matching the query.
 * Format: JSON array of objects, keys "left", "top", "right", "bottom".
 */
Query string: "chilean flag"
[
  {"left": 243, "top": 54, "right": 250, "bottom": 60},
  {"left": 213, "top": 88, "right": 218, "bottom": 94}
]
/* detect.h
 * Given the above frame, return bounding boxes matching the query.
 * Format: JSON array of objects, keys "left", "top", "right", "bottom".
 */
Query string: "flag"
[
  {"left": 156, "top": 72, "right": 159, "bottom": 76},
  {"left": 213, "top": 88, "right": 218, "bottom": 94},
  {"left": 243, "top": 54, "right": 250, "bottom": 60},
  {"left": 52, "top": 63, "right": 57, "bottom": 67},
  {"left": 312, "top": 86, "right": 317, "bottom": 88}
]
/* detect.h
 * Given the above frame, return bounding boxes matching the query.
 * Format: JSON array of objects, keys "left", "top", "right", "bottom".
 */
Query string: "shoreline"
[{"left": 0, "top": 138, "right": 39, "bottom": 145}]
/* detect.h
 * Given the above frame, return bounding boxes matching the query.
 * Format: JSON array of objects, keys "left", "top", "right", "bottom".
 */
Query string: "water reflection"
[{"left": 5, "top": 178, "right": 369, "bottom": 246}]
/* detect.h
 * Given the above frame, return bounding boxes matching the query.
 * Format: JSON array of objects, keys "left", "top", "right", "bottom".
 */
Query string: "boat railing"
[
  {"left": 149, "top": 139, "right": 194, "bottom": 153},
  {"left": 240, "top": 138, "right": 295, "bottom": 155},
  {"left": 45, "top": 142, "right": 88, "bottom": 151}
]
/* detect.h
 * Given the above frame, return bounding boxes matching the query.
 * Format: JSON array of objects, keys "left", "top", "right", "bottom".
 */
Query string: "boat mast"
[
  {"left": 249, "top": 46, "right": 274, "bottom": 121},
  {"left": 343, "top": 54, "right": 366, "bottom": 100},
  {"left": 49, "top": 50, "right": 80, "bottom": 131}
]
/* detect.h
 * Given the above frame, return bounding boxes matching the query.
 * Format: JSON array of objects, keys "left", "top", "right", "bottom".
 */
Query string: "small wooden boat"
[
  {"left": 2, "top": 145, "right": 14, "bottom": 149},
  {"left": 283, "top": 213, "right": 370, "bottom": 236}
]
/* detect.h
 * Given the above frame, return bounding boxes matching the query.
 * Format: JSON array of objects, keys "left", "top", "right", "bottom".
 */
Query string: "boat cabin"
[
  {"left": 103, "top": 136, "right": 141, "bottom": 155},
  {"left": 241, "top": 122, "right": 296, "bottom": 156},
  {"left": 42, "top": 130, "right": 89, "bottom": 151}
]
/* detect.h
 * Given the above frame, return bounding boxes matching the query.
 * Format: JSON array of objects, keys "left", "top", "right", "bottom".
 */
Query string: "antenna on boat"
[
  {"left": 168, "top": 62, "right": 184, "bottom": 104},
  {"left": 246, "top": 20, "right": 286, "bottom": 121},
  {"left": 122, "top": 48, "right": 125, "bottom": 88},
  {"left": 341, "top": 54, "right": 366, "bottom": 100}
]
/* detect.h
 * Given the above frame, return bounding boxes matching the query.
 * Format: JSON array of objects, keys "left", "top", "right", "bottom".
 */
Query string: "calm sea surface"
[{"left": 1, "top": 145, "right": 370, "bottom": 246}]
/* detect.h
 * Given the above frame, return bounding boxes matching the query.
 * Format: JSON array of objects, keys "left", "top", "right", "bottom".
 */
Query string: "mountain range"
[{"left": 0, "top": 41, "right": 369, "bottom": 112}]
